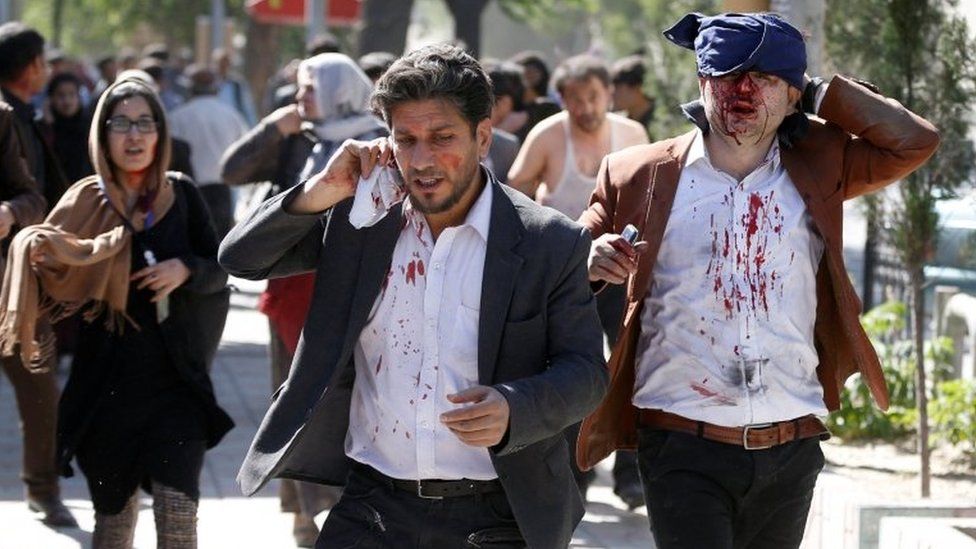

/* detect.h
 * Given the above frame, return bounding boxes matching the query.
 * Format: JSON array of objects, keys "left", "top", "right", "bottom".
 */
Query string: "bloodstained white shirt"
[
  {"left": 633, "top": 131, "right": 829, "bottom": 426},
  {"left": 345, "top": 181, "right": 496, "bottom": 480}
]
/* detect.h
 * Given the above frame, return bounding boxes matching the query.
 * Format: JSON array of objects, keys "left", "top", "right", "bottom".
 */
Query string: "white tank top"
[{"left": 540, "top": 118, "right": 617, "bottom": 219}]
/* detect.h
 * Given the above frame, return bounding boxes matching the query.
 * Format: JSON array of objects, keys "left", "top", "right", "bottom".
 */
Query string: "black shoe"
[
  {"left": 28, "top": 496, "right": 79, "bottom": 528},
  {"left": 614, "top": 481, "right": 645, "bottom": 510}
]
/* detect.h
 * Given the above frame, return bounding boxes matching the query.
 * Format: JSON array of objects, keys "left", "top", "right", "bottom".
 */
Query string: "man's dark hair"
[
  {"left": 137, "top": 58, "right": 165, "bottom": 84},
  {"left": 307, "top": 32, "right": 341, "bottom": 56},
  {"left": 509, "top": 50, "right": 550, "bottom": 98},
  {"left": 182, "top": 64, "right": 217, "bottom": 96},
  {"left": 142, "top": 43, "right": 169, "bottom": 62},
  {"left": 358, "top": 51, "right": 396, "bottom": 82},
  {"left": 552, "top": 54, "right": 610, "bottom": 95},
  {"left": 96, "top": 55, "right": 116, "bottom": 73},
  {"left": 611, "top": 55, "right": 646, "bottom": 88},
  {"left": 0, "top": 22, "right": 46, "bottom": 84},
  {"left": 484, "top": 60, "right": 525, "bottom": 112},
  {"left": 371, "top": 43, "right": 492, "bottom": 134}
]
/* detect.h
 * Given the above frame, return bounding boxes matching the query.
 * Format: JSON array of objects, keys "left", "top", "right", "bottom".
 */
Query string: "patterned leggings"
[{"left": 92, "top": 481, "right": 198, "bottom": 549}]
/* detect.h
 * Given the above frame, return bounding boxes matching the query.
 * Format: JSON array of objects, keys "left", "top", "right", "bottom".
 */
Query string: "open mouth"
[
  {"left": 124, "top": 146, "right": 145, "bottom": 156},
  {"left": 413, "top": 176, "right": 444, "bottom": 191},
  {"left": 729, "top": 101, "right": 757, "bottom": 116}
]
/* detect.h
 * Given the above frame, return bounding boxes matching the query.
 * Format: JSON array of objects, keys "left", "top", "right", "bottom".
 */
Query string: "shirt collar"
[
  {"left": 685, "top": 129, "right": 783, "bottom": 172},
  {"left": 684, "top": 129, "right": 708, "bottom": 169},
  {"left": 401, "top": 166, "right": 494, "bottom": 243}
]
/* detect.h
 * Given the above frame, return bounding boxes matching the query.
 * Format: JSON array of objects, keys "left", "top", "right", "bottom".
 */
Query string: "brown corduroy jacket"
[{"left": 576, "top": 75, "right": 940, "bottom": 471}]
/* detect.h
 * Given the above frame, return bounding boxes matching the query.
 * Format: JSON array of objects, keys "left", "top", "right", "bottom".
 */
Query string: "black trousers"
[
  {"left": 316, "top": 464, "right": 525, "bottom": 548},
  {"left": 637, "top": 428, "right": 824, "bottom": 549}
]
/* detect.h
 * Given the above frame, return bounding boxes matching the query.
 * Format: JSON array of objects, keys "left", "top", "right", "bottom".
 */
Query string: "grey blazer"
[
  {"left": 488, "top": 128, "right": 520, "bottom": 184},
  {"left": 219, "top": 171, "right": 607, "bottom": 549}
]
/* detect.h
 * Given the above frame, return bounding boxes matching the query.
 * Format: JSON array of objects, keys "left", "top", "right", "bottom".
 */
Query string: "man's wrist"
[{"left": 284, "top": 177, "right": 349, "bottom": 215}]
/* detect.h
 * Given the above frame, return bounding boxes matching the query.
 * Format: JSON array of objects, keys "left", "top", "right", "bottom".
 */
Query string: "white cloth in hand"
[{"left": 348, "top": 166, "right": 406, "bottom": 229}]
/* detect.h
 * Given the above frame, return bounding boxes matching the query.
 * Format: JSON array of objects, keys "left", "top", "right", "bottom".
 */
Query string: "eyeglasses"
[{"left": 106, "top": 116, "right": 158, "bottom": 134}]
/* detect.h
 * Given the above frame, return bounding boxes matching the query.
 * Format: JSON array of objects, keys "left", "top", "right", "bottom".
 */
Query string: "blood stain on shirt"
[
  {"left": 405, "top": 260, "right": 417, "bottom": 285},
  {"left": 690, "top": 382, "right": 737, "bottom": 406}
]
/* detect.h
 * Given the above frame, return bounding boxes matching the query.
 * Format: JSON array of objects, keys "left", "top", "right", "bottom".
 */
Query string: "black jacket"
[{"left": 57, "top": 175, "right": 233, "bottom": 475}]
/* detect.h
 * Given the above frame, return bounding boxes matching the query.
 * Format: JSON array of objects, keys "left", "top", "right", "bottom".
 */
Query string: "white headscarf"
[{"left": 298, "top": 53, "right": 385, "bottom": 142}]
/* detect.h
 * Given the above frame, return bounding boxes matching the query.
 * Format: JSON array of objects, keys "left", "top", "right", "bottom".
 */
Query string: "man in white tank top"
[{"left": 507, "top": 54, "right": 648, "bottom": 509}]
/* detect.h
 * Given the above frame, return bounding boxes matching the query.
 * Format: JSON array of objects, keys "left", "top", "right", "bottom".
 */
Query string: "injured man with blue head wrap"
[
  {"left": 665, "top": 11, "right": 810, "bottom": 147},
  {"left": 575, "top": 10, "right": 939, "bottom": 549}
]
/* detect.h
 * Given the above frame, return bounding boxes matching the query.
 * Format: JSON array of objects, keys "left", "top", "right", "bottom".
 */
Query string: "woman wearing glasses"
[{"left": 0, "top": 74, "right": 232, "bottom": 548}]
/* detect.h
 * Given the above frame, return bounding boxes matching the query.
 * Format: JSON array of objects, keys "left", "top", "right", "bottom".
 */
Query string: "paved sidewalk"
[{"left": 0, "top": 279, "right": 654, "bottom": 548}]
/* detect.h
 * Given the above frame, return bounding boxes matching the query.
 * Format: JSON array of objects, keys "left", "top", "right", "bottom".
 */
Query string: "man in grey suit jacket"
[{"left": 220, "top": 44, "right": 607, "bottom": 549}]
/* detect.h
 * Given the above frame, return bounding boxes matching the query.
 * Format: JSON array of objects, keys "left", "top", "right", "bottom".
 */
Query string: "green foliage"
[
  {"left": 827, "top": 0, "right": 976, "bottom": 273},
  {"left": 22, "top": 0, "right": 249, "bottom": 59},
  {"left": 500, "top": 0, "right": 718, "bottom": 139},
  {"left": 828, "top": 300, "right": 956, "bottom": 440},
  {"left": 930, "top": 379, "right": 976, "bottom": 460}
]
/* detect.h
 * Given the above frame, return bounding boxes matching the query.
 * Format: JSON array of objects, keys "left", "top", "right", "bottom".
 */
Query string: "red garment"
[{"left": 257, "top": 273, "right": 315, "bottom": 354}]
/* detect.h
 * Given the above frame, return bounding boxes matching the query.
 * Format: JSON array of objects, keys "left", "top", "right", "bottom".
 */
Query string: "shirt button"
[{"left": 433, "top": 262, "right": 441, "bottom": 270}]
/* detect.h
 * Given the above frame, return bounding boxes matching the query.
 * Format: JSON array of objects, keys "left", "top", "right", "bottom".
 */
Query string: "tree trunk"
[
  {"left": 911, "top": 268, "right": 931, "bottom": 497},
  {"left": 862, "top": 200, "right": 879, "bottom": 311},
  {"left": 243, "top": 19, "right": 279, "bottom": 119},
  {"left": 51, "top": 0, "right": 64, "bottom": 47},
  {"left": 358, "top": 0, "right": 415, "bottom": 56},
  {"left": 445, "top": 0, "right": 489, "bottom": 57}
]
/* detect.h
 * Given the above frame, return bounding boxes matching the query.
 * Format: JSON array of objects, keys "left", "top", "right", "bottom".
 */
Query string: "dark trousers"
[
  {"left": 637, "top": 428, "right": 824, "bottom": 549},
  {"left": 1, "top": 355, "right": 60, "bottom": 499},
  {"left": 316, "top": 464, "right": 525, "bottom": 549},
  {"left": 197, "top": 183, "right": 234, "bottom": 240}
]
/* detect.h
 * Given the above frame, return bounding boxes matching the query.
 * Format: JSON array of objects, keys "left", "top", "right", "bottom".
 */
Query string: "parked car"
[{"left": 928, "top": 189, "right": 976, "bottom": 293}]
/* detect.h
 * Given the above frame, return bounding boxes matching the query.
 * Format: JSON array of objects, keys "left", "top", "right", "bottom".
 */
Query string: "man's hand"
[
  {"left": 440, "top": 386, "right": 511, "bottom": 448},
  {"left": 587, "top": 233, "right": 648, "bottom": 284},
  {"left": 0, "top": 204, "right": 15, "bottom": 240},
  {"left": 287, "top": 137, "right": 394, "bottom": 214},
  {"left": 267, "top": 104, "right": 302, "bottom": 136},
  {"left": 130, "top": 258, "right": 191, "bottom": 303}
]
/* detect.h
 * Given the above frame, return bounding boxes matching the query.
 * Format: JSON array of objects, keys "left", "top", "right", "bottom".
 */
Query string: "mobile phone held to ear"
[{"left": 621, "top": 224, "right": 639, "bottom": 245}]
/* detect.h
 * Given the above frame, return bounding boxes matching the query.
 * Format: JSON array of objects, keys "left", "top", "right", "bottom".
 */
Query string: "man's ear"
[
  {"left": 788, "top": 86, "right": 802, "bottom": 113},
  {"left": 477, "top": 118, "right": 492, "bottom": 160}
]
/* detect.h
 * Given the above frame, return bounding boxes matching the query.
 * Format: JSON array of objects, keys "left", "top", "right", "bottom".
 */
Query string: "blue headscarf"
[{"left": 664, "top": 12, "right": 807, "bottom": 90}]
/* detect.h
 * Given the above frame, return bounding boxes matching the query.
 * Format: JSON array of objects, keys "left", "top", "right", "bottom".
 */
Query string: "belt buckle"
[
  {"left": 416, "top": 481, "right": 444, "bottom": 500},
  {"left": 742, "top": 423, "right": 774, "bottom": 450}
]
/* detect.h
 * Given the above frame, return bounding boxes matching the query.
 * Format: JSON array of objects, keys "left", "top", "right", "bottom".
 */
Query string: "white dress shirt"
[
  {"left": 633, "top": 131, "right": 829, "bottom": 426},
  {"left": 168, "top": 95, "right": 249, "bottom": 185},
  {"left": 345, "top": 181, "right": 497, "bottom": 480}
]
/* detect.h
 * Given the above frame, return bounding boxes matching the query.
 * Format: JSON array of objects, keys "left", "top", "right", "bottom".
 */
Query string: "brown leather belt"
[{"left": 638, "top": 409, "right": 830, "bottom": 450}]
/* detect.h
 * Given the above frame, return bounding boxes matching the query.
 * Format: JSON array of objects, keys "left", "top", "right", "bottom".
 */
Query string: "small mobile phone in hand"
[{"left": 621, "top": 224, "right": 639, "bottom": 245}]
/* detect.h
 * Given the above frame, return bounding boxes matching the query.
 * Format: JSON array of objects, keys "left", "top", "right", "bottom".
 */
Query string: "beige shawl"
[{"left": 0, "top": 75, "right": 174, "bottom": 371}]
